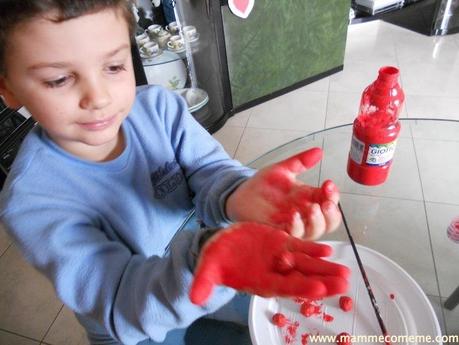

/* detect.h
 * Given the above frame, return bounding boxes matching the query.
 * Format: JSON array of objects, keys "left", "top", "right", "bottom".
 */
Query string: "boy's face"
[{"left": 0, "top": 9, "right": 136, "bottom": 159}]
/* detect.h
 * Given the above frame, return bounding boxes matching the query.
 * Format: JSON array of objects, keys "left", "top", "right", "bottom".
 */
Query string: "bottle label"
[
  {"left": 349, "top": 135, "right": 365, "bottom": 164},
  {"left": 349, "top": 136, "right": 397, "bottom": 166},
  {"left": 366, "top": 141, "right": 397, "bottom": 166}
]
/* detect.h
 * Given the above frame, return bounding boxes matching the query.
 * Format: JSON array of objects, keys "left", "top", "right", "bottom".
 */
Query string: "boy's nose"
[{"left": 79, "top": 78, "right": 112, "bottom": 110}]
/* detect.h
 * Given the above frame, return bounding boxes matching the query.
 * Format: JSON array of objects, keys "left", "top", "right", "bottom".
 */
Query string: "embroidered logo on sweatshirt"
[{"left": 150, "top": 160, "right": 184, "bottom": 199}]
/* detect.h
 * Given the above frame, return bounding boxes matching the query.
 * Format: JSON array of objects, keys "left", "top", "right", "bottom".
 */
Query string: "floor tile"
[
  {"left": 345, "top": 22, "right": 397, "bottom": 64},
  {"left": 397, "top": 60, "right": 459, "bottom": 97},
  {"left": 321, "top": 133, "right": 423, "bottom": 200},
  {"left": 414, "top": 138, "right": 459, "bottom": 205},
  {"left": 0, "top": 222, "right": 11, "bottom": 256},
  {"left": 427, "top": 295, "right": 448, "bottom": 337},
  {"left": 409, "top": 119, "right": 459, "bottom": 142},
  {"left": 300, "top": 77, "right": 330, "bottom": 92},
  {"left": 43, "top": 306, "right": 88, "bottom": 345},
  {"left": 234, "top": 127, "right": 307, "bottom": 165},
  {"left": 225, "top": 108, "right": 251, "bottom": 127},
  {"left": 0, "top": 330, "right": 40, "bottom": 345},
  {"left": 212, "top": 125, "right": 244, "bottom": 158},
  {"left": 324, "top": 194, "right": 439, "bottom": 296},
  {"left": 394, "top": 31, "right": 459, "bottom": 66},
  {"left": 246, "top": 88, "right": 328, "bottom": 132},
  {"left": 329, "top": 58, "right": 400, "bottom": 93},
  {"left": 405, "top": 95, "right": 459, "bottom": 120},
  {"left": 443, "top": 296, "right": 459, "bottom": 340},
  {"left": 425, "top": 202, "right": 459, "bottom": 298},
  {"left": 0, "top": 245, "right": 62, "bottom": 340},
  {"left": 325, "top": 91, "right": 361, "bottom": 128}
]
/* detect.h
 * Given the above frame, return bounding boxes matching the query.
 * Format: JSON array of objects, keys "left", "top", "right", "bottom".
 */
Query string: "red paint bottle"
[{"left": 347, "top": 66, "right": 405, "bottom": 186}]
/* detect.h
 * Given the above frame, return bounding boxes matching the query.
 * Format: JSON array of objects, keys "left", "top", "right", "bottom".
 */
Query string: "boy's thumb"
[{"left": 189, "top": 272, "right": 215, "bottom": 305}]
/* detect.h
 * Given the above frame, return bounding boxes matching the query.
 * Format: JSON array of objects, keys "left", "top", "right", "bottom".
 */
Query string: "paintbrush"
[{"left": 338, "top": 202, "right": 391, "bottom": 345}]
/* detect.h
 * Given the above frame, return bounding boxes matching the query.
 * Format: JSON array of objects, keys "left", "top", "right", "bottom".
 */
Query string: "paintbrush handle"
[{"left": 338, "top": 202, "right": 390, "bottom": 342}]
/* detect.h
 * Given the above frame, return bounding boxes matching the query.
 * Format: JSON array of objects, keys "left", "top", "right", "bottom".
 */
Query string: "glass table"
[{"left": 248, "top": 118, "right": 459, "bottom": 341}]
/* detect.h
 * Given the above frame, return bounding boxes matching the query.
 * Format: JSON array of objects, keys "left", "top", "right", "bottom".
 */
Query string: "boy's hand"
[
  {"left": 189, "top": 222, "right": 349, "bottom": 306},
  {"left": 226, "top": 147, "right": 340, "bottom": 240}
]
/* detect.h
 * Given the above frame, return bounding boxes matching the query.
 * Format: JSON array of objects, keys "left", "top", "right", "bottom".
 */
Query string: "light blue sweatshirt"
[{"left": 0, "top": 86, "right": 255, "bottom": 345}]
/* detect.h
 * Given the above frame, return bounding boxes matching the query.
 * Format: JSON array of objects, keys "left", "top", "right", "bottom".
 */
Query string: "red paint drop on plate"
[
  {"left": 336, "top": 332, "right": 352, "bottom": 345},
  {"left": 339, "top": 296, "right": 353, "bottom": 312},
  {"left": 323, "top": 313, "right": 334, "bottom": 322},
  {"left": 301, "top": 333, "right": 310, "bottom": 345},
  {"left": 272, "top": 313, "right": 287, "bottom": 327}
]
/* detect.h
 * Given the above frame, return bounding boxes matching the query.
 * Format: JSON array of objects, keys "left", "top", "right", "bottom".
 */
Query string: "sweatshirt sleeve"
[
  {"left": 152, "top": 88, "right": 256, "bottom": 227},
  {"left": 0, "top": 183, "right": 234, "bottom": 345}
]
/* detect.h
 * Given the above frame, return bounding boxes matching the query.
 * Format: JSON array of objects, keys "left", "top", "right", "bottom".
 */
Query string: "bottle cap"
[{"left": 447, "top": 217, "right": 459, "bottom": 243}]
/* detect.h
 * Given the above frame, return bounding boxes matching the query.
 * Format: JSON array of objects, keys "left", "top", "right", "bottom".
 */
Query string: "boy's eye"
[
  {"left": 106, "top": 64, "right": 126, "bottom": 73},
  {"left": 44, "top": 76, "right": 70, "bottom": 88}
]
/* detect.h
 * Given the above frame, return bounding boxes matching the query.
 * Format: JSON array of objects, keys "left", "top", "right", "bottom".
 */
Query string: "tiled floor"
[{"left": 1, "top": 20, "right": 459, "bottom": 345}]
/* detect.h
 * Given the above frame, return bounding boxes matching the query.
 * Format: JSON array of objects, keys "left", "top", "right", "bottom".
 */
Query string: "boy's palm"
[
  {"left": 226, "top": 148, "right": 341, "bottom": 240},
  {"left": 189, "top": 222, "right": 349, "bottom": 305}
]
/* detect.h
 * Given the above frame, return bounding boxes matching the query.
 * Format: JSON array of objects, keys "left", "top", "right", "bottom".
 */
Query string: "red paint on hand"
[
  {"left": 189, "top": 222, "right": 349, "bottom": 305},
  {"left": 225, "top": 147, "right": 342, "bottom": 240},
  {"left": 339, "top": 296, "right": 353, "bottom": 312},
  {"left": 275, "top": 251, "right": 295, "bottom": 274}
]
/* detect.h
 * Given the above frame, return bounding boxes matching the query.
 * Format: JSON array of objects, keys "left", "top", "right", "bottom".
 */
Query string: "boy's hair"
[{"left": 0, "top": 0, "right": 136, "bottom": 76}]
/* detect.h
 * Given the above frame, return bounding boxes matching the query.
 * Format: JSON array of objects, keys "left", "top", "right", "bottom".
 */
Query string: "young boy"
[{"left": 0, "top": 1, "right": 349, "bottom": 344}]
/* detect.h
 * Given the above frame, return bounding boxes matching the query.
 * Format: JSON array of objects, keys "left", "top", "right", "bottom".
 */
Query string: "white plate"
[
  {"left": 167, "top": 45, "right": 186, "bottom": 54},
  {"left": 249, "top": 241, "right": 442, "bottom": 345},
  {"left": 174, "top": 88, "right": 209, "bottom": 113}
]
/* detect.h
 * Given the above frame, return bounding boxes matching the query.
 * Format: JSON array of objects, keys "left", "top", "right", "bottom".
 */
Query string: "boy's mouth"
[{"left": 78, "top": 115, "right": 117, "bottom": 131}]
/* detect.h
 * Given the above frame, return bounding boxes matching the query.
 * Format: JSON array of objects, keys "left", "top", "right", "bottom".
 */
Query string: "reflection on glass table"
[{"left": 248, "top": 118, "right": 459, "bottom": 343}]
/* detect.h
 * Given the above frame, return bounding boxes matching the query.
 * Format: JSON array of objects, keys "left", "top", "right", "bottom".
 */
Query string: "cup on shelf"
[
  {"left": 155, "top": 29, "right": 171, "bottom": 48},
  {"left": 135, "top": 32, "right": 150, "bottom": 46},
  {"left": 182, "top": 25, "right": 198, "bottom": 41},
  {"left": 167, "top": 35, "right": 184, "bottom": 51},
  {"left": 166, "top": 21, "right": 180, "bottom": 34},
  {"left": 140, "top": 41, "right": 161, "bottom": 57},
  {"left": 147, "top": 24, "right": 162, "bottom": 38}
]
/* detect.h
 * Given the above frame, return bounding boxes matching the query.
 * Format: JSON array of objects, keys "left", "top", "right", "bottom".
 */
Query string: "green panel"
[{"left": 222, "top": 0, "right": 351, "bottom": 107}]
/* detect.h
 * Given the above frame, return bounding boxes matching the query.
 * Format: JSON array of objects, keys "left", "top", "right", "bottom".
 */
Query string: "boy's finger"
[
  {"left": 321, "top": 179, "right": 340, "bottom": 204},
  {"left": 266, "top": 271, "right": 328, "bottom": 299},
  {"left": 318, "top": 276, "right": 349, "bottom": 296},
  {"left": 287, "top": 237, "right": 333, "bottom": 257},
  {"left": 292, "top": 253, "right": 350, "bottom": 278},
  {"left": 189, "top": 262, "right": 219, "bottom": 305},
  {"left": 321, "top": 200, "right": 342, "bottom": 234},
  {"left": 265, "top": 272, "right": 348, "bottom": 299},
  {"left": 302, "top": 203, "right": 327, "bottom": 240},
  {"left": 270, "top": 147, "right": 323, "bottom": 177}
]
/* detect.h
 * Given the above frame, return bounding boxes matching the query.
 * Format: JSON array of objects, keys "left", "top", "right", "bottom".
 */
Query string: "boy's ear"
[{"left": 0, "top": 76, "right": 23, "bottom": 109}]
